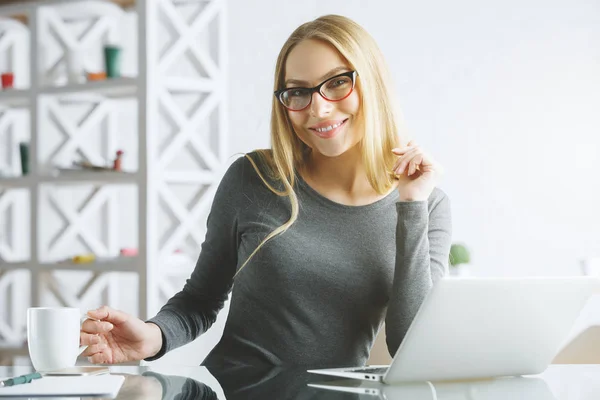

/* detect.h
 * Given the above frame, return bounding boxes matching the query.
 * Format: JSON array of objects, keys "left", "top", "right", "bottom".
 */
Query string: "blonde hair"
[{"left": 235, "top": 15, "right": 406, "bottom": 277}]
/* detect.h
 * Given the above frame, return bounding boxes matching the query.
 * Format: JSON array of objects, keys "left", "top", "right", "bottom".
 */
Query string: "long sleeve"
[
  {"left": 385, "top": 188, "right": 452, "bottom": 356},
  {"left": 146, "top": 157, "right": 247, "bottom": 360}
]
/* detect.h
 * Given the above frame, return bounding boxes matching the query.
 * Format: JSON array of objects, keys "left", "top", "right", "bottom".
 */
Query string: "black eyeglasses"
[{"left": 274, "top": 71, "right": 358, "bottom": 112}]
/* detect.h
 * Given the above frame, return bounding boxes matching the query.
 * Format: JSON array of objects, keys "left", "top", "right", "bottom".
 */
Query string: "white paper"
[{"left": 0, "top": 374, "right": 124, "bottom": 397}]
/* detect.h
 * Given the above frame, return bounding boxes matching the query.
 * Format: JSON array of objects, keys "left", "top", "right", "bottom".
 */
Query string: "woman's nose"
[{"left": 309, "top": 92, "right": 333, "bottom": 117}]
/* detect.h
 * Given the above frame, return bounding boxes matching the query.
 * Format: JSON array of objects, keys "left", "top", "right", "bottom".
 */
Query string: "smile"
[
  {"left": 309, "top": 119, "right": 348, "bottom": 139},
  {"left": 315, "top": 121, "right": 343, "bottom": 132}
]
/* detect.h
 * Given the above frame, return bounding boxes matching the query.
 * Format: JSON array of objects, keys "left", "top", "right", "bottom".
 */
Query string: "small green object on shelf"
[
  {"left": 104, "top": 45, "right": 122, "bottom": 78},
  {"left": 19, "top": 142, "right": 29, "bottom": 175},
  {"left": 449, "top": 243, "right": 470, "bottom": 267}
]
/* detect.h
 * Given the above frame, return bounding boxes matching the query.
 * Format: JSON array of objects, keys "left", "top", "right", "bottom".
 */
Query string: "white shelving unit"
[
  {"left": 0, "top": 90, "right": 30, "bottom": 107},
  {"left": 41, "top": 77, "right": 138, "bottom": 97},
  {"left": 0, "top": 0, "right": 228, "bottom": 364}
]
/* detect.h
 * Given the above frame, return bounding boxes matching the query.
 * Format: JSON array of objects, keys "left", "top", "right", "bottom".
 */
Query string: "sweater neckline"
[{"left": 294, "top": 172, "right": 399, "bottom": 212}]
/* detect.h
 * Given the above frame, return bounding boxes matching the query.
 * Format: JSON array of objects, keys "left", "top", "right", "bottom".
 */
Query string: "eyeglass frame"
[{"left": 274, "top": 70, "right": 358, "bottom": 111}]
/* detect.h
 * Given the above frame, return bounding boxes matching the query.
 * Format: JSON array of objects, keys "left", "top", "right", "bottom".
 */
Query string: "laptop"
[
  {"left": 308, "top": 277, "right": 600, "bottom": 384},
  {"left": 308, "top": 375, "right": 556, "bottom": 400}
]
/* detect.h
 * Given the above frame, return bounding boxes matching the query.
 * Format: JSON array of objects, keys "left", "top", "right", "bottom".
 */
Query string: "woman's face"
[{"left": 283, "top": 39, "right": 361, "bottom": 158}]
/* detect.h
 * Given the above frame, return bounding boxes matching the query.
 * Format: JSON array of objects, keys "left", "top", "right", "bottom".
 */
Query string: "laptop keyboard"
[{"left": 350, "top": 367, "right": 389, "bottom": 375}]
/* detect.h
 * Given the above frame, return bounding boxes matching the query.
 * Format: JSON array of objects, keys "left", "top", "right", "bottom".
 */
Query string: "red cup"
[{"left": 1, "top": 73, "right": 14, "bottom": 89}]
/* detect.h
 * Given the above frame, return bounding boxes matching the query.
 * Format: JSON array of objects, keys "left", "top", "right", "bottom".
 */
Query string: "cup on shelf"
[
  {"left": 66, "top": 49, "right": 85, "bottom": 84},
  {"left": 104, "top": 45, "right": 122, "bottom": 78},
  {"left": 1, "top": 72, "right": 14, "bottom": 89}
]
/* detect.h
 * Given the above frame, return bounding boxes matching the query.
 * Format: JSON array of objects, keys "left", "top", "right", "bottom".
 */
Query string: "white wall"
[{"left": 227, "top": 0, "right": 600, "bottom": 278}]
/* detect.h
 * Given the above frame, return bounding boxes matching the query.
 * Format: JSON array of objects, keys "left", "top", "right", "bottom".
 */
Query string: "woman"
[{"left": 80, "top": 14, "right": 452, "bottom": 367}]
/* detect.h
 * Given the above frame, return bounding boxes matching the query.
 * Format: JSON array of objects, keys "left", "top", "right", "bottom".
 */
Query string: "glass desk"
[{"left": 0, "top": 364, "right": 599, "bottom": 399}]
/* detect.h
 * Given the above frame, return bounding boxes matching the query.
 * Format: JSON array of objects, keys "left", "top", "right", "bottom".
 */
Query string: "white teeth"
[{"left": 315, "top": 121, "right": 343, "bottom": 133}]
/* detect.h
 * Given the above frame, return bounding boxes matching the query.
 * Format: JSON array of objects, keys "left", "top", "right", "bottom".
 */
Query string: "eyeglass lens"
[{"left": 280, "top": 74, "right": 354, "bottom": 111}]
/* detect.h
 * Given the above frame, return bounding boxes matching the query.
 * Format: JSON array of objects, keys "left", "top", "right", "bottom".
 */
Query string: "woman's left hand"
[{"left": 392, "top": 141, "right": 443, "bottom": 202}]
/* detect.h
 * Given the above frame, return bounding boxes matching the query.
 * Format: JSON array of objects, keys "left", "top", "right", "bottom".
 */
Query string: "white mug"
[{"left": 27, "top": 307, "right": 87, "bottom": 372}]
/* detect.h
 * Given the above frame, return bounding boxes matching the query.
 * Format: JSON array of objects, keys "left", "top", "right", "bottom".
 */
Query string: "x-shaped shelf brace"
[
  {"left": 43, "top": 98, "right": 116, "bottom": 168},
  {"left": 41, "top": 270, "right": 112, "bottom": 308},
  {"left": 44, "top": 186, "right": 116, "bottom": 259},
  {"left": 0, "top": 269, "right": 28, "bottom": 342}
]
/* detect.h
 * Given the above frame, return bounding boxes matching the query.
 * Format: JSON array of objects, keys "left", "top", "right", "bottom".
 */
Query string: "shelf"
[
  {"left": 0, "top": 257, "right": 140, "bottom": 273},
  {"left": 0, "top": 78, "right": 138, "bottom": 107},
  {"left": 0, "top": 88, "right": 31, "bottom": 108},
  {"left": 41, "top": 77, "right": 138, "bottom": 99},
  {"left": 47, "top": 169, "right": 140, "bottom": 185},
  {"left": 40, "top": 256, "right": 140, "bottom": 273},
  {"left": 0, "top": 176, "right": 31, "bottom": 188},
  {"left": 0, "top": 261, "right": 31, "bottom": 271},
  {"left": 0, "top": 171, "right": 139, "bottom": 187}
]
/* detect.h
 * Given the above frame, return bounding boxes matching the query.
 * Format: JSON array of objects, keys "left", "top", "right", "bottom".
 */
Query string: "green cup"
[
  {"left": 104, "top": 45, "right": 122, "bottom": 78},
  {"left": 19, "top": 142, "right": 29, "bottom": 175}
]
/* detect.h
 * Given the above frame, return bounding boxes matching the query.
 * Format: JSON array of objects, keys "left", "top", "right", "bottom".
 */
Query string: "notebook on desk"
[{"left": 0, "top": 374, "right": 124, "bottom": 397}]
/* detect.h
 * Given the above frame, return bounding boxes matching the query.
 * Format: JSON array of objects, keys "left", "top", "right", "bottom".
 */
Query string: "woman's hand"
[
  {"left": 392, "top": 141, "right": 443, "bottom": 202},
  {"left": 80, "top": 306, "right": 163, "bottom": 364}
]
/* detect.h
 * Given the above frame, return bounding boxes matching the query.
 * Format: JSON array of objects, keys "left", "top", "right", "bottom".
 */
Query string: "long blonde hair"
[{"left": 235, "top": 15, "right": 406, "bottom": 277}]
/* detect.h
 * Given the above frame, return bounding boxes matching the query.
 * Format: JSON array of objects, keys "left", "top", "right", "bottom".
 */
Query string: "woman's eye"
[
  {"left": 329, "top": 78, "right": 349, "bottom": 88},
  {"left": 289, "top": 90, "right": 304, "bottom": 97}
]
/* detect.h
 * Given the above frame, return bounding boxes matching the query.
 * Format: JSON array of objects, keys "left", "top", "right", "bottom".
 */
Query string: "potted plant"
[{"left": 449, "top": 243, "right": 471, "bottom": 276}]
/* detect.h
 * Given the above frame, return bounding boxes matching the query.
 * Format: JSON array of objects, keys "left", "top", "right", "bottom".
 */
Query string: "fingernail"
[{"left": 87, "top": 357, "right": 93, "bottom": 363}]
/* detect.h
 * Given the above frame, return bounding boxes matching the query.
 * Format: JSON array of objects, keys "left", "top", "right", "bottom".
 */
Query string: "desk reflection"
[
  {"left": 207, "top": 364, "right": 358, "bottom": 399},
  {"left": 113, "top": 364, "right": 358, "bottom": 399},
  {"left": 114, "top": 372, "right": 217, "bottom": 400},
  {"left": 111, "top": 364, "right": 557, "bottom": 400}
]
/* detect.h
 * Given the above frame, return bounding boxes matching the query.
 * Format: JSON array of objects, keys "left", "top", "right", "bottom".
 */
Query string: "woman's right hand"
[{"left": 80, "top": 306, "right": 163, "bottom": 364}]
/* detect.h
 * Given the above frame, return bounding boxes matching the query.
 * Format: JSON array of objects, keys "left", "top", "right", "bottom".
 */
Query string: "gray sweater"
[{"left": 148, "top": 152, "right": 452, "bottom": 367}]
